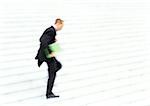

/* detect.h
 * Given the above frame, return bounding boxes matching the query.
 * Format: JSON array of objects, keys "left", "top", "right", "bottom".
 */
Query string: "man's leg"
[
  {"left": 46, "top": 69, "right": 56, "bottom": 95},
  {"left": 46, "top": 58, "right": 59, "bottom": 98}
]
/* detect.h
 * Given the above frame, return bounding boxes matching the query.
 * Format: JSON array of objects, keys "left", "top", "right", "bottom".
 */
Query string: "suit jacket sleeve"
[{"left": 39, "top": 28, "right": 55, "bottom": 48}]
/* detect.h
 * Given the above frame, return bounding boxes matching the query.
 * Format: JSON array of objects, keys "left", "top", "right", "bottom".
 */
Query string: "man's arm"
[
  {"left": 39, "top": 28, "right": 55, "bottom": 48},
  {"left": 44, "top": 46, "right": 56, "bottom": 58}
]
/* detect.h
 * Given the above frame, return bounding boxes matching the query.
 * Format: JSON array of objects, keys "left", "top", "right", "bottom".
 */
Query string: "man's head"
[{"left": 54, "top": 18, "right": 64, "bottom": 31}]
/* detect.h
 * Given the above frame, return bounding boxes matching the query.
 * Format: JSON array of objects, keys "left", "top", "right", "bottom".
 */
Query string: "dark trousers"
[{"left": 45, "top": 57, "right": 57, "bottom": 95}]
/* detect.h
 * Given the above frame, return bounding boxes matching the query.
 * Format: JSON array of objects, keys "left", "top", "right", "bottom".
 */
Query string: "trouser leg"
[{"left": 46, "top": 67, "right": 57, "bottom": 95}]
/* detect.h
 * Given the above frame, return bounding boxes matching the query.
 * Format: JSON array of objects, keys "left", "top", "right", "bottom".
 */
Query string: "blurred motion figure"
[{"left": 35, "top": 18, "right": 64, "bottom": 99}]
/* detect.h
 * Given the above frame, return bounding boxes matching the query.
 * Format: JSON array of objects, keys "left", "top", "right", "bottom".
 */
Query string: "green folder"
[
  {"left": 44, "top": 43, "right": 61, "bottom": 58},
  {"left": 48, "top": 43, "right": 61, "bottom": 52},
  {"left": 44, "top": 48, "right": 51, "bottom": 58}
]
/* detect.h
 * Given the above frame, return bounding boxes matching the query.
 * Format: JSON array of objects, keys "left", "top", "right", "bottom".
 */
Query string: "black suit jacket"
[{"left": 35, "top": 26, "right": 56, "bottom": 67}]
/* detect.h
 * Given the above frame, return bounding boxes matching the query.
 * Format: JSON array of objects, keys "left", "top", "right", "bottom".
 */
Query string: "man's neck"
[{"left": 53, "top": 25, "right": 58, "bottom": 31}]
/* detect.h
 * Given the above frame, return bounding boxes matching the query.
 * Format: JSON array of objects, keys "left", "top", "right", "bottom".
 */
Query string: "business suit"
[
  {"left": 35, "top": 26, "right": 62, "bottom": 98},
  {"left": 35, "top": 26, "right": 56, "bottom": 67}
]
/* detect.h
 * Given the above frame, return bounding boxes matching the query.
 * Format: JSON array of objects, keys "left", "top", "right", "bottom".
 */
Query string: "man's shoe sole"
[{"left": 46, "top": 95, "right": 59, "bottom": 99}]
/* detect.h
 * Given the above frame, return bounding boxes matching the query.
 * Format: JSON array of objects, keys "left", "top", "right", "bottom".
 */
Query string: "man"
[{"left": 35, "top": 18, "right": 64, "bottom": 99}]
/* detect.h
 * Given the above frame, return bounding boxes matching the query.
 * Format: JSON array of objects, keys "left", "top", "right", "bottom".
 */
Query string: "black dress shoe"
[{"left": 46, "top": 93, "right": 59, "bottom": 99}]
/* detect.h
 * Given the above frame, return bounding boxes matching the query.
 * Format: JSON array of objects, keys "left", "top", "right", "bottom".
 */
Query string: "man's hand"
[{"left": 50, "top": 52, "right": 55, "bottom": 57}]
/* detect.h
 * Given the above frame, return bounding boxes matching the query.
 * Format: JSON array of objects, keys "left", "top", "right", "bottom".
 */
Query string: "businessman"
[{"left": 35, "top": 18, "right": 64, "bottom": 99}]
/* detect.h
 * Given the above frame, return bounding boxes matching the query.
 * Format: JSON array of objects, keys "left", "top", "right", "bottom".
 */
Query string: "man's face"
[{"left": 57, "top": 23, "right": 64, "bottom": 31}]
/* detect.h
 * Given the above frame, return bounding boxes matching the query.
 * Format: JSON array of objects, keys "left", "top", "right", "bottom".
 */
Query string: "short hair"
[{"left": 55, "top": 18, "right": 64, "bottom": 24}]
